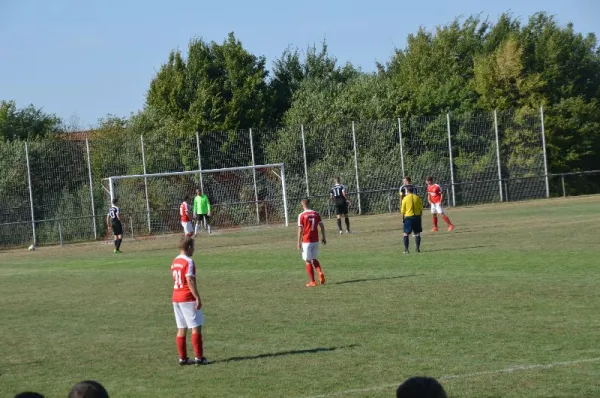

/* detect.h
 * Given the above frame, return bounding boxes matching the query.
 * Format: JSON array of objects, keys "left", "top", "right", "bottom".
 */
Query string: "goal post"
[{"left": 102, "top": 163, "right": 289, "bottom": 236}]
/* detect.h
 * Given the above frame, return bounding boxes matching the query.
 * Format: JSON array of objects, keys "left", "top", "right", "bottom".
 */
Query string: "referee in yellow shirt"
[{"left": 400, "top": 186, "right": 424, "bottom": 253}]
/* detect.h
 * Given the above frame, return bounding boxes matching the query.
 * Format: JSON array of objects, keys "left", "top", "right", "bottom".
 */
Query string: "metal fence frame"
[{"left": 5, "top": 106, "right": 600, "bottom": 249}]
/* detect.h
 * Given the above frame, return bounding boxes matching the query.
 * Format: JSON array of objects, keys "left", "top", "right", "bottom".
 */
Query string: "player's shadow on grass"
[
  {"left": 334, "top": 274, "right": 423, "bottom": 285},
  {"left": 424, "top": 244, "right": 497, "bottom": 252},
  {"left": 212, "top": 344, "right": 359, "bottom": 364}
]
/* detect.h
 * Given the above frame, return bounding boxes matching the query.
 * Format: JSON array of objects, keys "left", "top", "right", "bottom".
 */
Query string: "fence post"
[
  {"left": 493, "top": 110, "right": 504, "bottom": 202},
  {"left": 351, "top": 121, "right": 362, "bottom": 215},
  {"left": 397, "top": 118, "right": 405, "bottom": 178},
  {"left": 301, "top": 125, "right": 310, "bottom": 197},
  {"left": 24, "top": 142, "right": 37, "bottom": 246},
  {"left": 265, "top": 201, "right": 269, "bottom": 225},
  {"left": 130, "top": 217, "right": 135, "bottom": 240},
  {"left": 540, "top": 106, "right": 550, "bottom": 198},
  {"left": 140, "top": 135, "right": 152, "bottom": 233},
  {"left": 249, "top": 129, "right": 260, "bottom": 224},
  {"left": 195, "top": 131, "right": 204, "bottom": 191},
  {"left": 58, "top": 220, "right": 63, "bottom": 247},
  {"left": 561, "top": 175, "right": 566, "bottom": 197},
  {"left": 85, "top": 138, "right": 98, "bottom": 239},
  {"left": 446, "top": 113, "right": 456, "bottom": 207},
  {"left": 281, "top": 164, "right": 289, "bottom": 227}
]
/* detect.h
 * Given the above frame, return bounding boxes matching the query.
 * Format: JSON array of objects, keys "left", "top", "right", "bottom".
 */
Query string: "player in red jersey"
[
  {"left": 297, "top": 198, "right": 327, "bottom": 287},
  {"left": 426, "top": 176, "right": 454, "bottom": 232},
  {"left": 180, "top": 195, "right": 193, "bottom": 237},
  {"left": 171, "top": 237, "right": 209, "bottom": 365}
]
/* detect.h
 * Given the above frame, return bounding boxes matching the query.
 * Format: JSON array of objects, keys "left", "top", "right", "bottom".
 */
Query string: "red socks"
[
  {"left": 442, "top": 215, "right": 452, "bottom": 225},
  {"left": 313, "top": 260, "right": 322, "bottom": 275},
  {"left": 432, "top": 215, "right": 438, "bottom": 228},
  {"left": 177, "top": 333, "right": 204, "bottom": 359},
  {"left": 305, "top": 262, "right": 315, "bottom": 282},
  {"left": 192, "top": 332, "right": 203, "bottom": 359},
  {"left": 176, "top": 336, "right": 187, "bottom": 359}
]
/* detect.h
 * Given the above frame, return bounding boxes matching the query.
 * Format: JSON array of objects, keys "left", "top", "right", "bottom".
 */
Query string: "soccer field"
[{"left": 1, "top": 196, "right": 600, "bottom": 398}]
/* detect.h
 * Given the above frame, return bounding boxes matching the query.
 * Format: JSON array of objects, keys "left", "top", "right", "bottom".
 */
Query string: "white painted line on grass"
[{"left": 302, "top": 356, "right": 600, "bottom": 398}]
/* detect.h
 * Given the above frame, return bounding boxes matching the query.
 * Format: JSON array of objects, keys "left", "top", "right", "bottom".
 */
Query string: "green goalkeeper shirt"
[{"left": 193, "top": 194, "right": 211, "bottom": 215}]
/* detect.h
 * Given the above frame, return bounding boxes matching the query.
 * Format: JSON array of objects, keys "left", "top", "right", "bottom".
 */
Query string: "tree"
[
  {"left": 474, "top": 37, "right": 545, "bottom": 110},
  {"left": 0, "top": 101, "right": 63, "bottom": 141},
  {"left": 269, "top": 47, "right": 304, "bottom": 126},
  {"left": 385, "top": 17, "right": 487, "bottom": 116},
  {"left": 545, "top": 97, "right": 600, "bottom": 173},
  {"left": 520, "top": 12, "right": 600, "bottom": 103},
  {"left": 269, "top": 42, "right": 359, "bottom": 126},
  {"left": 146, "top": 32, "right": 270, "bottom": 133}
]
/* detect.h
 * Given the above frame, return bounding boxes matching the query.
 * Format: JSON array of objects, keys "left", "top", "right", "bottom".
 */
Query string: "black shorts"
[
  {"left": 196, "top": 214, "right": 210, "bottom": 223},
  {"left": 111, "top": 221, "right": 123, "bottom": 236},
  {"left": 335, "top": 203, "right": 348, "bottom": 215},
  {"left": 403, "top": 216, "right": 422, "bottom": 234}
]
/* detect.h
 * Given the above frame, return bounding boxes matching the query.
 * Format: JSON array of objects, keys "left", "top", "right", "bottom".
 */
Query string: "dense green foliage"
[
  {"left": 0, "top": 100, "right": 62, "bottom": 141},
  {"left": 114, "top": 12, "right": 600, "bottom": 177}
]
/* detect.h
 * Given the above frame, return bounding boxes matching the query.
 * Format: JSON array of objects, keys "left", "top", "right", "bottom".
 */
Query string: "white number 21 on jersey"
[{"left": 173, "top": 270, "right": 183, "bottom": 289}]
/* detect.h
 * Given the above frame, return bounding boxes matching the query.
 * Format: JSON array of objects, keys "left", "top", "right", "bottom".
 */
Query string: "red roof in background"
[{"left": 60, "top": 130, "right": 93, "bottom": 141}]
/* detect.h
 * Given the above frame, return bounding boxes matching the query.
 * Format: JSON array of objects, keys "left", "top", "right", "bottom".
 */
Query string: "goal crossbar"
[
  {"left": 103, "top": 163, "right": 285, "bottom": 181},
  {"left": 103, "top": 163, "right": 289, "bottom": 227}
]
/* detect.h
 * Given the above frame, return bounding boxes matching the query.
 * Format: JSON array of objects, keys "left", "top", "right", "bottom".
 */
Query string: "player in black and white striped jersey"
[
  {"left": 106, "top": 198, "right": 123, "bottom": 254},
  {"left": 330, "top": 177, "right": 351, "bottom": 234},
  {"left": 399, "top": 176, "right": 418, "bottom": 202}
]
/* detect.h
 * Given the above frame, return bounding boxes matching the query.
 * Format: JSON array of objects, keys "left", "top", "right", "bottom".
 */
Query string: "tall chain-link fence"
[{"left": 2, "top": 107, "right": 587, "bottom": 249}]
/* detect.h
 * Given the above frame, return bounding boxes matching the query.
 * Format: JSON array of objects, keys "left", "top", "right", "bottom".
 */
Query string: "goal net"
[{"left": 101, "top": 164, "right": 289, "bottom": 236}]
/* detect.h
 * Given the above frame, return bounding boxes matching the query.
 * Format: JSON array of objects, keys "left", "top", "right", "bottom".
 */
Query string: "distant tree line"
[{"left": 3, "top": 12, "right": 599, "bottom": 174}]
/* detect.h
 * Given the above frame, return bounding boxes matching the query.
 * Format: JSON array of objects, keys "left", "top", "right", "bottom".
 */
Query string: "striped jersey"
[
  {"left": 399, "top": 184, "right": 418, "bottom": 197},
  {"left": 330, "top": 184, "right": 347, "bottom": 204},
  {"left": 107, "top": 206, "right": 120, "bottom": 222}
]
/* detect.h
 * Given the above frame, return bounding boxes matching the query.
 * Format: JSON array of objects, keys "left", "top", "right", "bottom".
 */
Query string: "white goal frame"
[{"left": 102, "top": 163, "right": 289, "bottom": 229}]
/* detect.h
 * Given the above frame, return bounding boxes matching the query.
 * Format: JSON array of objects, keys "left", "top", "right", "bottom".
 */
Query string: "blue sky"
[{"left": 1, "top": 0, "right": 598, "bottom": 128}]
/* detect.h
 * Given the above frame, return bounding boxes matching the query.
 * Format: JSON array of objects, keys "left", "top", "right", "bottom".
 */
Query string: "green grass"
[{"left": 1, "top": 196, "right": 600, "bottom": 398}]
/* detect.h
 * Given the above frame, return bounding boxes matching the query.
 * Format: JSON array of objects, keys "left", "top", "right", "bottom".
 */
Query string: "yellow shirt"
[{"left": 401, "top": 193, "right": 423, "bottom": 217}]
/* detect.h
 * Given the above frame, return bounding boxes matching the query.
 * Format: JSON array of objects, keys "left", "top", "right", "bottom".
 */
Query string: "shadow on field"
[
  {"left": 212, "top": 344, "right": 359, "bottom": 364},
  {"left": 424, "top": 245, "right": 497, "bottom": 252},
  {"left": 334, "top": 274, "right": 423, "bottom": 285},
  {"left": 440, "top": 228, "right": 477, "bottom": 234}
]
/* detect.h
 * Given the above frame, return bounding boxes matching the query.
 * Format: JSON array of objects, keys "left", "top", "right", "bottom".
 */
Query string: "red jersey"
[
  {"left": 171, "top": 254, "right": 196, "bottom": 302},
  {"left": 180, "top": 201, "right": 191, "bottom": 222},
  {"left": 298, "top": 210, "right": 323, "bottom": 243},
  {"left": 427, "top": 184, "right": 443, "bottom": 204}
]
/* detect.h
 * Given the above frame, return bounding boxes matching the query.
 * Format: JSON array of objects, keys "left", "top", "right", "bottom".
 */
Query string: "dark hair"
[
  {"left": 426, "top": 176, "right": 433, "bottom": 182},
  {"left": 396, "top": 377, "right": 446, "bottom": 398},
  {"left": 179, "top": 237, "right": 194, "bottom": 252},
  {"left": 405, "top": 176, "right": 411, "bottom": 183},
  {"left": 14, "top": 393, "right": 45, "bottom": 398},
  {"left": 112, "top": 198, "right": 118, "bottom": 205},
  {"left": 68, "top": 380, "right": 109, "bottom": 398},
  {"left": 406, "top": 186, "right": 414, "bottom": 193},
  {"left": 184, "top": 195, "right": 190, "bottom": 201},
  {"left": 301, "top": 198, "right": 311, "bottom": 207}
]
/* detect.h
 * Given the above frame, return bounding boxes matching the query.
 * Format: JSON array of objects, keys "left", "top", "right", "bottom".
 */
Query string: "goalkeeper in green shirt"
[{"left": 193, "top": 188, "right": 212, "bottom": 235}]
